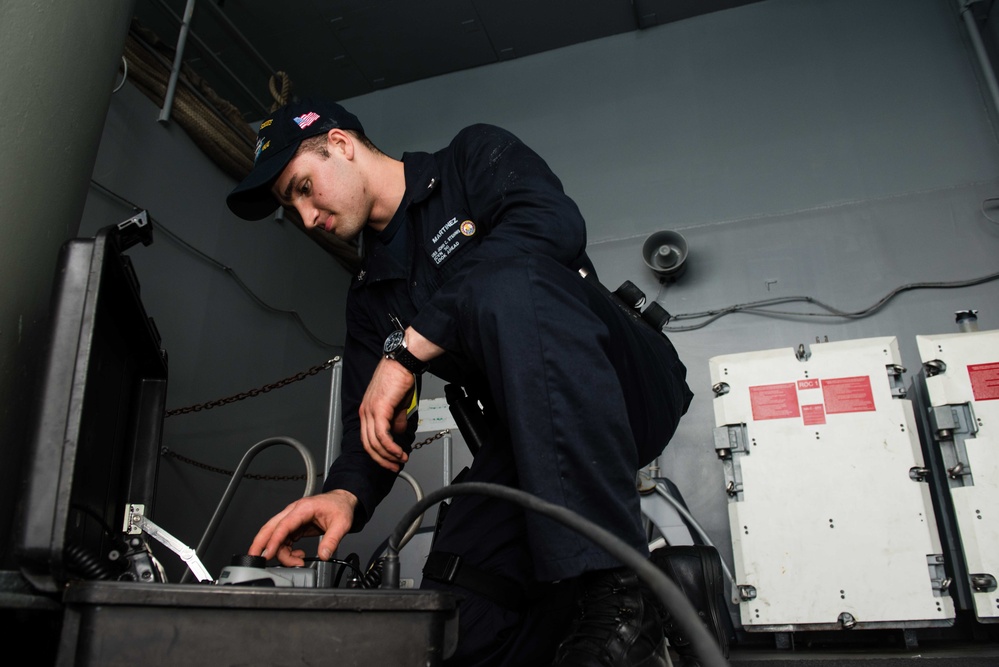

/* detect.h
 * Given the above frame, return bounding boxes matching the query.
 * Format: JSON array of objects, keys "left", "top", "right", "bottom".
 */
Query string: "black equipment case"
[{"left": 13, "top": 216, "right": 457, "bottom": 666}]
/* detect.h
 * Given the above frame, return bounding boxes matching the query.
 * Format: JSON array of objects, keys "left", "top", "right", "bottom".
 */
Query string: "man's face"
[{"left": 272, "top": 138, "right": 369, "bottom": 242}]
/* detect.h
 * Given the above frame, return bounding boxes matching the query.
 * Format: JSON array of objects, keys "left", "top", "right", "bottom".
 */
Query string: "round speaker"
[{"left": 642, "top": 231, "right": 688, "bottom": 280}]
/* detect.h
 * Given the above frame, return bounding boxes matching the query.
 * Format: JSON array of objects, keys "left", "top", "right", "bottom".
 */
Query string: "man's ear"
[{"left": 326, "top": 128, "right": 354, "bottom": 159}]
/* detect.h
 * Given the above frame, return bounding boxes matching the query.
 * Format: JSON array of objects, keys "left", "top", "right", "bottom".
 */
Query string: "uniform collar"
[
  {"left": 402, "top": 151, "right": 439, "bottom": 205},
  {"left": 352, "top": 152, "right": 438, "bottom": 287}
]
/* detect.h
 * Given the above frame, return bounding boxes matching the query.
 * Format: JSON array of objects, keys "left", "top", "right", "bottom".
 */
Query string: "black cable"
[
  {"left": 383, "top": 482, "right": 729, "bottom": 667},
  {"left": 365, "top": 525, "right": 436, "bottom": 573},
  {"left": 89, "top": 180, "right": 342, "bottom": 350},
  {"left": 70, "top": 503, "right": 118, "bottom": 538},
  {"left": 367, "top": 537, "right": 391, "bottom": 572},
  {"left": 64, "top": 542, "right": 116, "bottom": 581},
  {"left": 67, "top": 504, "right": 131, "bottom": 574},
  {"left": 341, "top": 554, "right": 362, "bottom": 587},
  {"left": 983, "top": 196, "right": 999, "bottom": 225},
  {"left": 664, "top": 270, "right": 999, "bottom": 332},
  {"left": 302, "top": 556, "right": 365, "bottom": 584},
  {"left": 361, "top": 559, "right": 384, "bottom": 589},
  {"left": 332, "top": 554, "right": 352, "bottom": 587}
]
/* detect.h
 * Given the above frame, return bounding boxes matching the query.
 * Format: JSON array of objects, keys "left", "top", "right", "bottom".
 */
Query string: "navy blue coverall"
[{"left": 322, "top": 124, "right": 693, "bottom": 665}]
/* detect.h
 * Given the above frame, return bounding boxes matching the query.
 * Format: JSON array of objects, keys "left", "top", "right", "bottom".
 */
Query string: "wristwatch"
[{"left": 383, "top": 329, "right": 430, "bottom": 375}]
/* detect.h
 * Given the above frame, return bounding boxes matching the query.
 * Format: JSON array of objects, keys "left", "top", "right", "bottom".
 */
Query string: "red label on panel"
[
  {"left": 801, "top": 404, "right": 826, "bottom": 425},
  {"left": 968, "top": 362, "right": 999, "bottom": 401},
  {"left": 822, "top": 376, "right": 876, "bottom": 414},
  {"left": 798, "top": 379, "right": 820, "bottom": 390},
  {"left": 750, "top": 383, "right": 800, "bottom": 420}
]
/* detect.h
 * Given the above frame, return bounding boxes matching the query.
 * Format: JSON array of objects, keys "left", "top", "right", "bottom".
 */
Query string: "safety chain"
[
  {"left": 165, "top": 357, "right": 340, "bottom": 417},
  {"left": 161, "top": 429, "right": 452, "bottom": 481},
  {"left": 161, "top": 354, "right": 451, "bottom": 478},
  {"left": 412, "top": 429, "right": 451, "bottom": 450}
]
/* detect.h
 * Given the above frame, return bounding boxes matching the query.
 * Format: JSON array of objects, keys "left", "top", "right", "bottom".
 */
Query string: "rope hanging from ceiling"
[
  {"left": 123, "top": 19, "right": 256, "bottom": 182},
  {"left": 269, "top": 71, "right": 293, "bottom": 112},
  {"left": 119, "top": 19, "right": 361, "bottom": 272}
]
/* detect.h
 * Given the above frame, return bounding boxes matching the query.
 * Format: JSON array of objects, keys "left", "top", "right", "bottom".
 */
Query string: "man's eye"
[{"left": 300, "top": 181, "right": 311, "bottom": 195}]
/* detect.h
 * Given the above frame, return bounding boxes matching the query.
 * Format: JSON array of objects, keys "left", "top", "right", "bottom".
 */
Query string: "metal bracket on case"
[
  {"left": 928, "top": 403, "right": 979, "bottom": 440},
  {"left": 123, "top": 503, "right": 146, "bottom": 535},
  {"left": 886, "top": 364, "right": 907, "bottom": 398},
  {"left": 970, "top": 573, "right": 997, "bottom": 593},
  {"left": 123, "top": 504, "right": 213, "bottom": 582},
  {"left": 714, "top": 423, "right": 749, "bottom": 458},
  {"left": 838, "top": 612, "right": 858, "bottom": 629},
  {"left": 927, "top": 554, "right": 953, "bottom": 597},
  {"left": 927, "top": 403, "right": 978, "bottom": 487},
  {"left": 715, "top": 424, "right": 749, "bottom": 501},
  {"left": 114, "top": 210, "right": 154, "bottom": 250},
  {"left": 923, "top": 359, "right": 947, "bottom": 377}
]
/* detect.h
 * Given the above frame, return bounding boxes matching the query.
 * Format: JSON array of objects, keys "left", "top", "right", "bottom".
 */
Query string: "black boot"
[
  {"left": 552, "top": 567, "right": 667, "bottom": 667},
  {"left": 648, "top": 545, "right": 730, "bottom": 667}
]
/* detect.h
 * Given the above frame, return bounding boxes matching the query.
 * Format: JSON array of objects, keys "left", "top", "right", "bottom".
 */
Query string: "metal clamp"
[{"left": 124, "top": 504, "right": 212, "bottom": 582}]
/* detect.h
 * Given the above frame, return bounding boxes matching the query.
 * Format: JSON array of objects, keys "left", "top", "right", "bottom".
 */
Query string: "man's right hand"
[{"left": 248, "top": 489, "right": 358, "bottom": 566}]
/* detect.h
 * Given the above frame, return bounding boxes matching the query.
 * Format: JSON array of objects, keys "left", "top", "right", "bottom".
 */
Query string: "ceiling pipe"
[
  {"left": 128, "top": 30, "right": 258, "bottom": 145},
  {"left": 154, "top": 0, "right": 284, "bottom": 123},
  {"left": 150, "top": 0, "right": 271, "bottom": 117},
  {"left": 158, "top": 0, "right": 197, "bottom": 124},
  {"left": 959, "top": 0, "right": 999, "bottom": 119}
]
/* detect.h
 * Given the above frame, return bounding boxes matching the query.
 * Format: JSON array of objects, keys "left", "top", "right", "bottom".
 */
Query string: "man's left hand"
[
  {"left": 360, "top": 327, "right": 443, "bottom": 471},
  {"left": 359, "top": 356, "right": 416, "bottom": 471}
]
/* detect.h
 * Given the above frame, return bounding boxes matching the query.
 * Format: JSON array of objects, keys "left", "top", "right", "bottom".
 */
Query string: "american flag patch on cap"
[{"left": 293, "top": 112, "right": 320, "bottom": 129}]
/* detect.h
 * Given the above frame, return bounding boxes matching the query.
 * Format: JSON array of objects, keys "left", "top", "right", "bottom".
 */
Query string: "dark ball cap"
[{"left": 226, "top": 98, "right": 364, "bottom": 220}]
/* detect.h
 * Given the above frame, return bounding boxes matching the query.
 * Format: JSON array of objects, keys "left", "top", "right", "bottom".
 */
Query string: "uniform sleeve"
[
  {"left": 409, "top": 124, "right": 590, "bottom": 351},
  {"left": 322, "top": 290, "right": 417, "bottom": 532}
]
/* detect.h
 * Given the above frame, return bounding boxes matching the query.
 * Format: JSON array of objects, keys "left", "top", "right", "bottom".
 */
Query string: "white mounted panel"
[
  {"left": 710, "top": 337, "right": 954, "bottom": 631},
  {"left": 916, "top": 328, "right": 999, "bottom": 623}
]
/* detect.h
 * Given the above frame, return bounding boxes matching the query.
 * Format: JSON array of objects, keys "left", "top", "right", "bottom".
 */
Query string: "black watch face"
[{"left": 384, "top": 329, "right": 405, "bottom": 355}]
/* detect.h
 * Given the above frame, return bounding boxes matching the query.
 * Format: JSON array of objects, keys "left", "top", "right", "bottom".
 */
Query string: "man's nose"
[{"left": 296, "top": 204, "right": 318, "bottom": 228}]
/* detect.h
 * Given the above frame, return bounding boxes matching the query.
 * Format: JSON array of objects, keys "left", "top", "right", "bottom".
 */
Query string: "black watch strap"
[
  {"left": 387, "top": 346, "right": 430, "bottom": 375},
  {"left": 383, "top": 324, "right": 430, "bottom": 375}
]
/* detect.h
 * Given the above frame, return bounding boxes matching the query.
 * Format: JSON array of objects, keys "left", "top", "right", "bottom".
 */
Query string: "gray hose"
[
  {"left": 652, "top": 482, "right": 739, "bottom": 605},
  {"left": 179, "top": 436, "right": 316, "bottom": 583},
  {"left": 396, "top": 470, "right": 425, "bottom": 549}
]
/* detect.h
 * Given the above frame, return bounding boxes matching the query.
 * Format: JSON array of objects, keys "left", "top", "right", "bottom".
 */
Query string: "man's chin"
[{"left": 335, "top": 225, "right": 364, "bottom": 243}]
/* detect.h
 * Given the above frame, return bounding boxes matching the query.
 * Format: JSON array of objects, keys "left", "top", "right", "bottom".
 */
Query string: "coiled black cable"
[
  {"left": 64, "top": 542, "right": 115, "bottom": 581},
  {"left": 361, "top": 558, "right": 384, "bottom": 589},
  {"left": 382, "top": 482, "right": 729, "bottom": 667}
]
